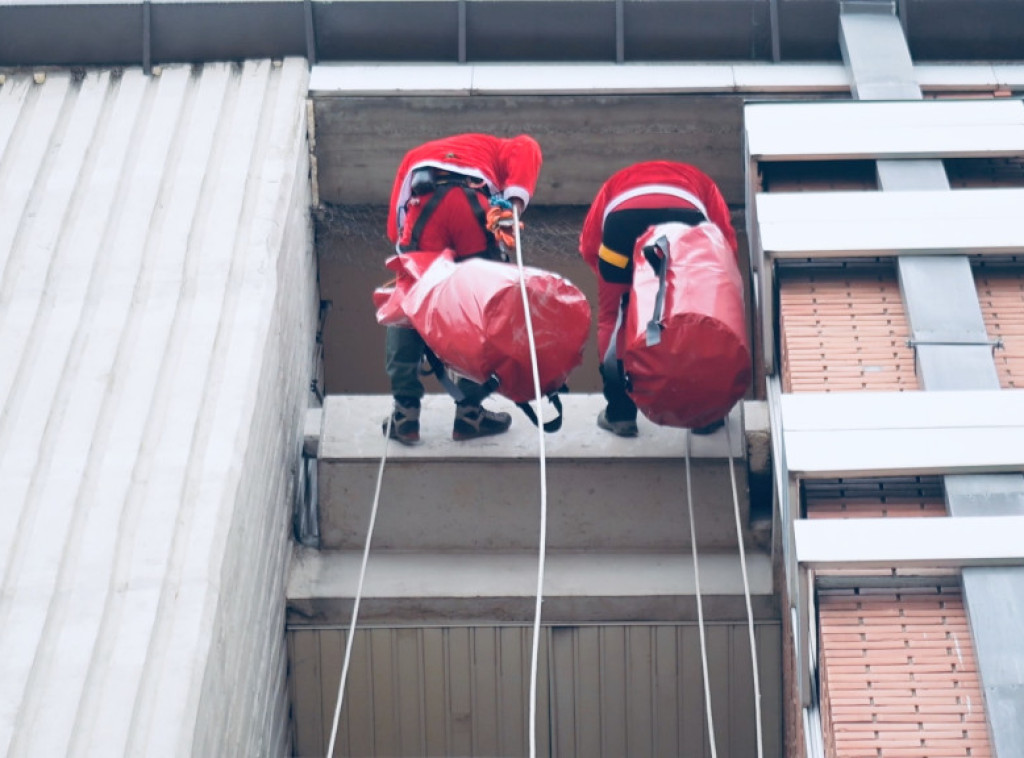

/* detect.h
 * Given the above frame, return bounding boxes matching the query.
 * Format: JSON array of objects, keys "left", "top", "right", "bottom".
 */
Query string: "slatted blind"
[{"left": 804, "top": 478, "right": 946, "bottom": 520}]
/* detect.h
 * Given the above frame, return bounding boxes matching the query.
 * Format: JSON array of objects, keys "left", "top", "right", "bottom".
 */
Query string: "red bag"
[
  {"left": 373, "top": 251, "right": 438, "bottom": 329},
  {"left": 621, "top": 222, "right": 750, "bottom": 429},
  {"left": 374, "top": 249, "right": 591, "bottom": 406}
]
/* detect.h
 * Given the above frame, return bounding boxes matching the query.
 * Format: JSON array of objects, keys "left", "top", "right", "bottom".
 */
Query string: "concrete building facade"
[{"left": 2, "top": 1, "right": 1024, "bottom": 756}]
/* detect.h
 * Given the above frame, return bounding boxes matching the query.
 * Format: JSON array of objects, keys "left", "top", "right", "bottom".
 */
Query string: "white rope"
[
  {"left": 511, "top": 205, "right": 549, "bottom": 758},
  {"left": 684, "top": 430, "right": 718, "bottom": 758},
  {"left": 324, "top": 206, "right": 548, "bottom": 757},
  {"left": 725, "top": 420, "right": 765, "bottom": 758},
  {"left": 325, "top": 416, "right": 392, "bottom": 758}
]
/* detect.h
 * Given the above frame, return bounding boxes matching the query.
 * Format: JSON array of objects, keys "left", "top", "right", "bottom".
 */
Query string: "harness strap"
[
  {"left": 644, "top": 234, "right": 671, "bottom": 347},
  {"left": 403, "top": 183, "right": 452, "bottom": 253},
  {"left": 422, "top": 347, "right": 467, "bottom": 403},
  {"left": 401, "top": 181, "right": 496, "bottom": 256},
  {"left": 601, "top": 291, "right": 631, "bottom": 396},
  {"left": 516, "top": 391, "right": 565, "bottom": 432},
  {"left": 424, "top": 348, "right": 564, "bottom": 431}
]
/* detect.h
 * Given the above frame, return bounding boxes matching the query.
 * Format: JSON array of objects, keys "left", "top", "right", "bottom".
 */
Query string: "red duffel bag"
[
  {"left": 374, "top": 249, "right": 592, "bottom": 428},
  {"left": 619, "top": 221, "right": 750, "bottom": 429}
]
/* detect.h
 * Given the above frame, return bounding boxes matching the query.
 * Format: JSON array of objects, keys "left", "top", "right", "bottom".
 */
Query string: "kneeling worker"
[
  {"left": 578, "top": 160, "right": 738, "bottom": 437},
  {"left": 383, "top": 132, "right": 543, "bottom": 444}
]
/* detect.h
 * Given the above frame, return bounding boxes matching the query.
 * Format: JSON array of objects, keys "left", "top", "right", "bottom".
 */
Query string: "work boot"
[
  {"left": 691, "top": 418, "right": 725, "bottom": 436},
  {"left": 452, "top": 403, "right": 512, "bottom": 441},
  {"left": 383, "top": 399, "right": 421, "bottom": 445},
  {"left": 597, "top": 408, "right": 638, "bottom": 438}
]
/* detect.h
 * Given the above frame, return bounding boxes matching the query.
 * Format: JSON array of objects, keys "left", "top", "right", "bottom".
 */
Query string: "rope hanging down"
[
  {"left": 324, "top": 205, "right": 552, "bottom": 758},
  {"left": 684, "top": 420, "right": 766, "bottom": 758},
  {"left": 325, "top": 417, "right": 393, "bottom": 758},
  {"left": 684, "top": 430, "right": 719, "bottom": 758},
  {"left": 509, "top": 204, "right": 551, "bottom": 758},
  {"left": 726, "top": 421, "right": 765, "bottom": 758}
]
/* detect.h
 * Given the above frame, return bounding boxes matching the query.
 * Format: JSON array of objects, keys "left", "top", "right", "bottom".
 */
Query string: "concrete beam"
[{"left": 286, "top": 547, "right": 776, "bottom": 626}]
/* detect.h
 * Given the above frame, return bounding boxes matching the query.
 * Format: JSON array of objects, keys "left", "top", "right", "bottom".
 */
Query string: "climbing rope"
[
  {"left": 510, "top": 204, "right": 550, "bottom": 758},
  {"left": 324, "top": 205, "right": 550, "bottom": 758},
  {"left": 725, "top": 420, "right": 765, "bottom": 758},
  {"left": 324, "top": 417, "right": 393, "bottom": 758},
  {"left": 684, "top": 429, "right": 718, "bottom": 758}
]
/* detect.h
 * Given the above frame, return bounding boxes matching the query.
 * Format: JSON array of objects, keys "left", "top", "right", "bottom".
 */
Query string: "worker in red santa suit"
[
  {"left": 383, "top": 132, "right": 543, "bottom": 445},
  {"left": 579, "top": 160, "right": 738, "bottom": 437}
]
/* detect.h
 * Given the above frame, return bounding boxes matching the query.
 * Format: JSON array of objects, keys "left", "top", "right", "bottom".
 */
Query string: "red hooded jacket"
[
  {"left": 578, "top": 161, "right": 737, "bottom": 270},
  {"left": 387, "top": 133, "right": 543, "bottom": 246}
]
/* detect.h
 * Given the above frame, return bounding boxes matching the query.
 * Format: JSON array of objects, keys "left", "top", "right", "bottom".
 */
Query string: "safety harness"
[
  {"left": 403, "top": 171, "right": 564, "bottom": 432},
  {"left": 400, "top": 169, "right": 502, "bottom": 260},
  {"left": 420, "top": 347, "right": 565, "bottom": 433}
]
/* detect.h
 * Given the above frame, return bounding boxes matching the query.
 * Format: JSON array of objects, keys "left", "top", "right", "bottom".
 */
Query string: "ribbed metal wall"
[
  {"left": 289, "top": 623, "right": 783, "bottom": 758},
  {"left": 0, "top": 58, "right": 314, "bottom": 756}
]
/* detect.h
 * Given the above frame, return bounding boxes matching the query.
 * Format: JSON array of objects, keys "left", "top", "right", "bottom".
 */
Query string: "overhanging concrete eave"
[
  {"left": 308, "top": 61, "right": 1024, "bottom": 98},
  {"left": 306, "top": 62, "right": 1024, "bottom": 209}
]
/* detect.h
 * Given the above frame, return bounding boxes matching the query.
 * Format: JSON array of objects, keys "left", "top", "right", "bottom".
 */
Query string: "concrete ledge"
[
  {"left": 286, "top": 546, "right": 776, "bottom": 626},
  {"left": 319, "top": 393, "right": 751, "bottom": 461},
  {"left": 317, "top": 394, "right": 767, "bottom": 553}
]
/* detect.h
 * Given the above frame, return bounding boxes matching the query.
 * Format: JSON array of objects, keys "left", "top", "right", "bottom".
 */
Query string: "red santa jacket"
[
  {"left": 387, "top": 133, "right": 543, "bottom": 245},
  {"left": 579, "top": 161, "right": 737, "bottom": 270}
]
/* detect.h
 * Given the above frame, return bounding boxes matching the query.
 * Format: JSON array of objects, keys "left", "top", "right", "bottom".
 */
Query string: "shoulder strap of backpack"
[
  {"left": 643, "top": 234, "right": 671, "bottom": 347},
  {"left": 601, "top": 291, "right": 631, "bottom": 396},
  {"left": 402, "top": 184, "right": 454, "bottom": 252}
]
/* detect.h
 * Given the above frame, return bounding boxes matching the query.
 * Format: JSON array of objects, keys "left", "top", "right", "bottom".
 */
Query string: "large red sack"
[
  {"left": 374, "top": 250, "right": 591, "bottom": 405},
  {"left": 622, "top": 222, "right": 750, "bottom": 428}
]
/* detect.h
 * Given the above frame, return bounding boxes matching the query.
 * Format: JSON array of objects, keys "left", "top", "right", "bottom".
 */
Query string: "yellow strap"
[{"left": 598, "top": 244, "right": 630, "bottom": 269}]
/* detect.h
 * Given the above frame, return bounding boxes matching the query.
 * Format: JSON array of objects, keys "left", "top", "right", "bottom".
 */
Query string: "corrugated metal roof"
[{"left": 0, "top": 58, "right": 313, "bottom": 756}]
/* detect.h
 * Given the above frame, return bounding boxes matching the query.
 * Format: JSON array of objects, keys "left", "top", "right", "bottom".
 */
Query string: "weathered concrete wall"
[
  {"left": 0, "top": 58, "right": 313, "bottom": 757},
  {"left": 190, "top": 59, "right": 317, "bottom": 758}
]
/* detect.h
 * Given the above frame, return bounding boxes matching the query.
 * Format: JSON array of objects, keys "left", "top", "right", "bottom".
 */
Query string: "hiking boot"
[
  {"left": 452, "top": 404, "right": 512, "bottom": 441},
  {"left": 597, "top": 409, "right": 638, "bottom": 438},
  {"left": 691, "top": 418, "right": 725, "bottom": 436},
  {"left": 383, "top": 400, "right": 421, "bottom": 445}
]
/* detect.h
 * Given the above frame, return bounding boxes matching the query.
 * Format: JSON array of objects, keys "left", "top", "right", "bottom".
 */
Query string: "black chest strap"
[{"left": 401, "top": 183, "right": 491, "bottom": 254}]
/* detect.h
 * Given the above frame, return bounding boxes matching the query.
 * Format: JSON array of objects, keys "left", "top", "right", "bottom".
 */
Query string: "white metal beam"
[
  {"left": 756, "top": 188, "right": 1024, "bottom": 259},
  {"left": 781, "top": 390, "right": 1024, "bottom": 478},
  {"left": 745, "top": 99, "right": 1024, "bottom": 162},
  {"left": 795, "top": 515, "right": 1024, "bottom": 569}
]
